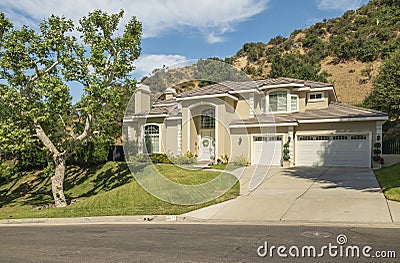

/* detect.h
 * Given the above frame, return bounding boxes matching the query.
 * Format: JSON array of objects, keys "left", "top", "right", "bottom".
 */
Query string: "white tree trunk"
[
  {"left": 51, "top": 155, "right": 67, "bottom": 207},
  {"left": 34, "top": 115, "right": 91, "bottom": 208}
]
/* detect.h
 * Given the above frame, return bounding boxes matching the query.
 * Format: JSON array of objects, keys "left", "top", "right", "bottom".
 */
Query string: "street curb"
[{"left": 1, "top": 215, "right": 400, "bottom": 228}]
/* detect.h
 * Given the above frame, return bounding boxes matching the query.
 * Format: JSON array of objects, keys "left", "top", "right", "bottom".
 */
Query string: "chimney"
[
  {"left": 165, "top": 87, "right": 177, "bottom": 100},
  {"left": 135, "top": 84, "right": 151, "bottom": 113}
]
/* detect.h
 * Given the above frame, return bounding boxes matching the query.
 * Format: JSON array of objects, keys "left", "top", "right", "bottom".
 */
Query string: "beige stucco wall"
[
  {"left": 305, "top": 91, "right": 329, "bottom": 110},
  {"left": 164, "top": 119, "right": 180, "bottom": 155}
]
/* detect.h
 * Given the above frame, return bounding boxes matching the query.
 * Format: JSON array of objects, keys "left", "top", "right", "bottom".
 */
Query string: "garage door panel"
[
  {"left": 296, "top": 134, "right": 370, "bottom": 167},
  {"left": 252, "top": 136, "right": 282, "bottom": 166}
]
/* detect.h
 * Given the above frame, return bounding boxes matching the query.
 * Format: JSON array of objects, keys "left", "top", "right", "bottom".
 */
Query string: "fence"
[{"left": 383, "top": 140, "right": 400, "bottom": 154}]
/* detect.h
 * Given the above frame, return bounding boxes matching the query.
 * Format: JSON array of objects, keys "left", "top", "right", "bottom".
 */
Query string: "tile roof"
[
  {"left": 176, "top": 77, "right": 333, "bottom": 98},
  {"left": 230, "top": 103, "right": 387, "bottom": 126}
]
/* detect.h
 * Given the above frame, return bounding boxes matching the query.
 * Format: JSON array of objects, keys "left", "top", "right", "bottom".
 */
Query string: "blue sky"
[{"left": 0, "top": 0, "right": 370, "bottom": 101}]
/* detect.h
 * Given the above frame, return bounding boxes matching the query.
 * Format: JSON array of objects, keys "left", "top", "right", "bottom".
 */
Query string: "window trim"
[
  {"left": 308, "top": 92, "right": 324, "bottom": 102},
  {"left": 200, "top": 108, "right": 215, "bottom": 129},
  {"left": 267, "top": 90, "right": 288, "bottom": 113},
  {"left": 143, "top": 123, "right": 161, "bottom": 154},
  {"left": 264, "top": 89, "right": 299, "bottom": 113},
  {"left": 290, "top": 95, "right": 299, "bottom": 112}
]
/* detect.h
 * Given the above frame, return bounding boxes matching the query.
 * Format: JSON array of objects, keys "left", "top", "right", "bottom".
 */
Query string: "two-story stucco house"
[{"left": 124, "top": 77, "right": 388, "bottom": 167}]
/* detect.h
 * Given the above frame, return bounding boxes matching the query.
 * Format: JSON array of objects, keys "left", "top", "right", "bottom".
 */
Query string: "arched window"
[
  {"left": 269, "top": 91, "right": 287, "bottom": 112},
  {"left": 201, "top": 108, "right": 215, "bottom": 129},
  {"left": 144, "top": 125, "right": 160, "bottom": 153}
]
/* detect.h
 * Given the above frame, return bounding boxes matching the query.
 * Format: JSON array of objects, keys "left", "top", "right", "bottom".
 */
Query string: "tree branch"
[
  {"left": 63, "top": 114, "right": 92, "bottom": 156},
  {"left": 75, "top": 114, "right": 92, "bottom": 143},
  {"left": 33, "top": 121, "right": 60, "bottom": 159},
  {"left": 29, "top": 60, "right": 59, "bottom": 83}
]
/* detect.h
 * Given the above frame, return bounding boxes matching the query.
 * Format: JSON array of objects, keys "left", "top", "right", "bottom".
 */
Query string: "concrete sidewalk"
[{"left": 184, "top": 166, "right": 400, "bottom": 224}]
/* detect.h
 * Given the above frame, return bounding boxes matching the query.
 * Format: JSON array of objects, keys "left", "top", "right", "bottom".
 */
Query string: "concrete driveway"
[{"left": 185, "top": 166, "right": 395, "bottom": 223}]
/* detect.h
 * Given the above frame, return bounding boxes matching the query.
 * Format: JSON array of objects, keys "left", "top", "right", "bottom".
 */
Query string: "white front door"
[
  {"left": 296, "top": 134, "right": 370, "bottom": 167},
  {"left": 199, "top": 136, "right": 214, "bottom": 161},
  {"left": 252, "top": 136, "right": 282, "bottom": 166}
]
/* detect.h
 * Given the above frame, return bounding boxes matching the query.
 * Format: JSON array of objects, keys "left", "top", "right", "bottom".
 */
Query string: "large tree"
[
  {"left": 365, "top": 48, "right": 400, "bottom": 120},
  {"left": 0, "top": 10, "right": 141, "bottom": 207}
]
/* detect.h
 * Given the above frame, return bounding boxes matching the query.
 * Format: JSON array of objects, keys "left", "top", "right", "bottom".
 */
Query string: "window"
[
  {"left": 308, "top": 92, "right": 324, "bottom": 102},
  {"left": 291, "top": 95, "right": 298, "bottom": 111},
  {"left": 254, "top": 136, "right": 282, "bottom": 142},
  {"left": 269, "top": 91, "right": 287, "bottom": 112},
  {"left": 201, "top": 108, "right": 215, "bottom": 129},
  {"left": 332, "top": 135, "right": 348, "bottom": 140},
  {"left": 351, "top": 135, "right": 367, "bottom": 140},
  {"left": 298, "top": 135, "right": 330, "bottom": 141},
  {"left": 144, "top": 125, "right": 160, "bottom": 153}
]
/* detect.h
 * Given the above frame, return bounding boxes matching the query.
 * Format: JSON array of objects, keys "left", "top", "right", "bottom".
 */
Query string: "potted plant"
[
  {"left": 283, "top": 143, "right": 290, "bottom": 168},
  {"left": 373, "top": 142, "right": 382, "bottom": 169}
]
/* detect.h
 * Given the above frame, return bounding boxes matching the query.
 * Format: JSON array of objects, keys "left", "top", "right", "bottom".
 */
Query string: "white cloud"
[
  {"left": 0, "top": 0, "right": 269, "bottom": 43},
  {"left": 316, "top": 0, "right": 367, "bottom": 11},
  {"left": 133, "top": 54, "right": 188, "bottom": 78}
]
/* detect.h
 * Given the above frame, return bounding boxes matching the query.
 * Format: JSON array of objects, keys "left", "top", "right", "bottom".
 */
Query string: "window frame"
[
  {"left": 308, "top": 92, "right": 324, "bottom": 102},
  {"left": 263, "top": 89, "right": 299, "bottom": 113},
  {"left": 143, "top": 124, "right": 161, "bottom": 154},
  {"left": 200, "top": 108, "right": 215, "bottom": 129},
  {"left": 290, "top": 95, "right": 299, "bottom": 112},
  {"left": 267, "top": 90, "right": 288, "bottom": 113}
]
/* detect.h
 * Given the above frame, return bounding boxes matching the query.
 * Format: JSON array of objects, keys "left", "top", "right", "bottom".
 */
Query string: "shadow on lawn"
[{"left": 0, "top": 162, "right": 147, "bottom": 207}]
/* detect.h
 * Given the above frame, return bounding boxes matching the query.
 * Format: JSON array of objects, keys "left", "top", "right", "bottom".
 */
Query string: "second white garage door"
[
  {"left": 296, "top": 134, "right": 371, "bottom": 167},
  {"left": 252, "top": 136, "right": 282, "bottom": 166}
]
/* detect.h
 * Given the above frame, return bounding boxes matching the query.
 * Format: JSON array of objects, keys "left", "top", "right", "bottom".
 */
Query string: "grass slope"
[
  {"left": 0, "top": 162, "right": 239, "bottom": 219},
  {"left": 375, "top": 163, "right": 400, "bottom": 202}
]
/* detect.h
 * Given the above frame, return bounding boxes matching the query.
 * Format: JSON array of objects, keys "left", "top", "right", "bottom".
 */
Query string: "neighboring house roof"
[
  {"left": 229, "top": 102, "right": 388, "bottom": 128},
  {"left": 177, "top": 77, "right": 334, "bottom": 99}
]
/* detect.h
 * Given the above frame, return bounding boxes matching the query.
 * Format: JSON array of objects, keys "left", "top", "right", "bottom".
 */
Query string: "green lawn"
[
  {"left": 375, "top": 163, "right": 400, "bottom": 202},
  {"left": 0, "top": 162, "right": 239, "bottom": 219}
]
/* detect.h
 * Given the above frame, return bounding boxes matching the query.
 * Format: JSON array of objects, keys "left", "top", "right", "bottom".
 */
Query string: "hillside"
[{"left": 229, "top": 0, "right": 400, "bottom": 105}]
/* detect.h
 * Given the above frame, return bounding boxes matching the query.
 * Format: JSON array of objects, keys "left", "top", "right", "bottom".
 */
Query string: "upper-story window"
[
  {"left": 201, "top": 108, "right": 215, "bottom": 129},
  {"left": 291, "top": 95, "right": 298, "bottom": 111},
  {"left": 308, "top": 92, "right": 324, "bottom": 102},
  {"left": 269, "top": 91, "right": 287, "bottom": 112}
]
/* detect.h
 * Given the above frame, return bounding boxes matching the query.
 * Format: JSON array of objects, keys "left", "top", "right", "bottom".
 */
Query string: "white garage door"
[
  {"left": 296, "top": 134, "right": 370, "bottom": 167},
  {"left": 252, "top": 136, "right": 282, "bottom": 166}
]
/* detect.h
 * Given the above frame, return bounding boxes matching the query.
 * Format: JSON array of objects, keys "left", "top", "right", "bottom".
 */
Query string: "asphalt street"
[{"left": 0, "top": 224, "right": 399, "bottom": 262}]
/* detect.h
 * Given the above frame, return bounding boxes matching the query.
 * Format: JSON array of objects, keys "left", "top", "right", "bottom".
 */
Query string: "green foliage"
[
  {"left": 220, "top": 154, "right": 229, "bottom": 164},
  {"left": 149, "top": 153, "right": 171, "bottom": 164},
  {"left": 0, "top": 10, "right": 141, "bottom": 166},
  {"left": 283, "top": 143, "right": 290, "bottom": 161},
  {"left": 230, "top": 155, "right": 249, "bottom": 166},
  {"left": 170, "top": 152, "right": 197, "bottom": 165},
  {"left": 67, "top": 138, "right": 111, "bottom": 165},
  {"left": 268, "top": 36, "right": 287, "bottom": 46},
  {"left": 269, "top": 53, "right": 330, "bottom": 82},
  {"left": 237, "top": 42, "right": 265, "bottom": 63},
  {"left": 194, "top": 58, "right": 248, "bottom": 83},
  {"left": 364, "top": 49, "right": 400, "bottom": 119}
]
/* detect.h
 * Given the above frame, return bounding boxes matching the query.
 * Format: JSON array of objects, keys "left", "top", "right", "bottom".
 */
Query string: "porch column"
[
  {"left": 182, "top": 107, "right": 191, "bottom": 153},
  {"left": 288, "top": 126, "right": 294, "bottom": 167}
]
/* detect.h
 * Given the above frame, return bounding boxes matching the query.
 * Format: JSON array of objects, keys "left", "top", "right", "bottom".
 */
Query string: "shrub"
[
  {"left": 149, "top": 153, "right": 171, "bottom": 164},
  {"left": 283, "top": 143, "right": 290, "bottom": 161},
  {"left": 231, "top": 155, "right": 249, "bottom": 166},
  {"left": 220, "top": 154, "right": 229, "bottom": 164},
  {"left": 130, "top": 153, "right": 150, "bottom": 163},
  {"left": 170, "top": 155, "right": 196, "bottom": 165}
]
